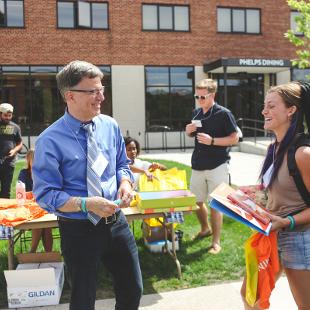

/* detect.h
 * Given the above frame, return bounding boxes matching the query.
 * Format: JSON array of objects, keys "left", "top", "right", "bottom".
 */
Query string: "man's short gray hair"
[{"left": 56, "top": 60, "right": 104, "bottom": 99}]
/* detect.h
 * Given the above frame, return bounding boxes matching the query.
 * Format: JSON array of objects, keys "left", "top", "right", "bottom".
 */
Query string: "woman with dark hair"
[
  {"left": 241, "top": 81, "right": 310, "bottom": 309},
  {"left": 124, "top": 136, "right": 167, "bottom": 189}
]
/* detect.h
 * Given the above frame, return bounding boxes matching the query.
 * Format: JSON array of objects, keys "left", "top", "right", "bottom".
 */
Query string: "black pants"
[
  {"left": 58, "top": 211, "right": 143, "bottom": 310},
  {"left": 0, "top": 164, "right": 14, "bottom": 198}
]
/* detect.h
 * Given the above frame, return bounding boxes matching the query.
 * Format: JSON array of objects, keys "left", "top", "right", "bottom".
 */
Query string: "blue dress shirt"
[{"left": 32, "top": 111, "right": 133, "bottom": 219}]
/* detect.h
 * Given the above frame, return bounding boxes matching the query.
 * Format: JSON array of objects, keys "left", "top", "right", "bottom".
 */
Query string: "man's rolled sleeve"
[{"left": 32, "top": 137, "right": 71, "bottom": 213}]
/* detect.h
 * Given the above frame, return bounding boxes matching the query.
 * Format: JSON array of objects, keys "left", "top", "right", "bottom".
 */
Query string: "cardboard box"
[
  {"left": 145, "top": 239, "right": 179, "bottom": 253},
  {"left": 137, "top": 190, "right": 196, "bottom": 214},
  {"left": 4, "top": 252, "right": 64, "bottom": 308},
  {"left": 142, "top": 221, "right": 170, "bottom": 242}
]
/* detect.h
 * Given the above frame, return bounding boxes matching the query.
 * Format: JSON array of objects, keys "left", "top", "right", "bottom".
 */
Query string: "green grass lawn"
[{"left": 0, "top": 159, "right": 252, "bottom": 308}]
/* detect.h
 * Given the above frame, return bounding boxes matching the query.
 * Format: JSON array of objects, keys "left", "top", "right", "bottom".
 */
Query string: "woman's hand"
[
  {"left": 266, "top": 213, "right": 290, "bottom": 231},
  {"left": 145, "top": 170, "right": 154, "bottom": 181}
]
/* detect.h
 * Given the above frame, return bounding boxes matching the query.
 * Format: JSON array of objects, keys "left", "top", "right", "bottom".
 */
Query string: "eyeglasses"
[
  {"left": 194, "top": 94, "right": 211, "bottom": 100},
  {"left": 69, "top": 87, "right": 105, "bottom": 96}
]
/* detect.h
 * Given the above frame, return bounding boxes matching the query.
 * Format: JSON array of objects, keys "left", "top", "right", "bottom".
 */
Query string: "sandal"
[
  {"left": 208, "top": 244, "right": 222, "bottom": 255},
  {"left": 192, "top": 229, "right": 212, "bottom": 240}
]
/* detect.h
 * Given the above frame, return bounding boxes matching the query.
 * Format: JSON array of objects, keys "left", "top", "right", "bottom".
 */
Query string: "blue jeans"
[
  {"left": 278, "top": 229, "right": 310, "bottom": 270},
  {"left": 58, "top": 211, "right": 143, "bottom": 310}
]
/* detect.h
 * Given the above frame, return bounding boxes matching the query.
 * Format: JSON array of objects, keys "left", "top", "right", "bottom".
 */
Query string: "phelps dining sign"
[{"left": 237, "top": 58, "right": 289, "bottom": 67}]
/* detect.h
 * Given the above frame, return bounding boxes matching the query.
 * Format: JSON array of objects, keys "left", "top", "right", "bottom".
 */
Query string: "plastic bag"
[
  {"left": 139, "top": 167, "right": 187, "bottom": 192},
  {"left": 245, "top": 233, "right": 259, "bottom": 307},
  {"left": 244, "top": 231, "right": 279, "bottom": 308}
]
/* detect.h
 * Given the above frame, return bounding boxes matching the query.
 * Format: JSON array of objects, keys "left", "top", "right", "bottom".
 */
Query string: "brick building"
[{"left": 0, "top": 0, "right": 308, "bottom": 148}]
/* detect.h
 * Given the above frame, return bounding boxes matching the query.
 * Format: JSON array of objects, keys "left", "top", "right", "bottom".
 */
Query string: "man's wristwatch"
[{"left": 211, "top": 137, "right": 215, "bottom": 145}]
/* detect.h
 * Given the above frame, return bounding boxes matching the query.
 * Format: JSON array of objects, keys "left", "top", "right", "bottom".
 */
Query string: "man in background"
[
  {"left": 185, "top": 79, "right": 238, "bottom": 254},
  {"left": 0, "top": 103, "right": 22, "bottom": 198}
]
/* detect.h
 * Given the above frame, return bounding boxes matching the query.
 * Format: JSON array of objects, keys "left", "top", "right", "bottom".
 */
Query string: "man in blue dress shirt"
[{"left": 32, "top": 60, "right": 142, "bottom": 310}]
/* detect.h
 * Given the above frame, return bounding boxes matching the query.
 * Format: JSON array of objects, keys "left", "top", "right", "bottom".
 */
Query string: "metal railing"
[
  {"left": 144, "top": 125, "right": 187, "bottom": 152},
  {"left": 144, "top": 125, "right": 171, "bottom": 153},
  {"left": 236, "top": 118, "right": 273, "bottom": 144},
  {"left": 142, "top": 118, "right": 272, "bottom": 151}
]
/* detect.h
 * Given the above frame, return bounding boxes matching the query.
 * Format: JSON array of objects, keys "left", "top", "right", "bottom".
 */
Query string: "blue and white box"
[{"left": 4, "top": 262, "right": 64, "bottom": 308}]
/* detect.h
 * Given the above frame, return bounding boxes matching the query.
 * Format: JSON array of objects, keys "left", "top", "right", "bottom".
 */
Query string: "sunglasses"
[{"left": 194, "top": 94, "right": 211, "bottom": 100}]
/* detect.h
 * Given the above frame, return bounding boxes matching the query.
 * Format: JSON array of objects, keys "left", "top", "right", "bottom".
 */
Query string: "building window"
[
  {"left": 217, "top": 7, "right": 260, "bottom": 34},
  {"left": 0, "top": 0, "right": 24, "bottom": 27},
  {"left": 145, "top": 66, "right": 194, "bottom": 131},
  {"left": 290, "top": 11, "right": 303, "bottom": 35},
  {"left": 57, "top": 1, "right": 108, "bottom": 29},
  {"left": 142, "top": 4, "right": 189, "bottom": 31},
  {"left": 0, "top": 65, "right": 112, "bottom": 135},
  {"left": 292, "top": 68, "right": 310, "bottom": 81}
]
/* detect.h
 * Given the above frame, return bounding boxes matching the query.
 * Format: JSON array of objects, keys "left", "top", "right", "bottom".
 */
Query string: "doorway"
[{"left": 215, "top": 73, "right": 265, "bottom": 136}]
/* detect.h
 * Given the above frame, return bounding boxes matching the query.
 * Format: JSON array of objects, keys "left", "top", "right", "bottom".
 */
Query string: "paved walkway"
[
  {"left": 11, "top": 277, "right": 295, "bottom": 310},
  {"left": 4, "top": 144, "right": 297, "bottom": 310},
  {"left": 140, "top": 149, "right": 265, "bottom": 186}
]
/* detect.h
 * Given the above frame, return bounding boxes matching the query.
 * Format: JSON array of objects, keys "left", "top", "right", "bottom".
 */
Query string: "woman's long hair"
[
  {"left": 26, "top": 149, "right": 35, "bottom": 178},
  {"left": 260, "top": 82, "right": 303, "bottom": 188}
]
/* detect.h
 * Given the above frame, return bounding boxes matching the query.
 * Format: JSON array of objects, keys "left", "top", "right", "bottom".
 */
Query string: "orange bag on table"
[{"left": 0, "top": 198, "right": 47, "bottom": 227}]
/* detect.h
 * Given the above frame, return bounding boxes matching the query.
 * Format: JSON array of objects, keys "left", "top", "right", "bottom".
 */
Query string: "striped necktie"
[{"left": 83, "top": 123, "right": 102, "bottom": 225}]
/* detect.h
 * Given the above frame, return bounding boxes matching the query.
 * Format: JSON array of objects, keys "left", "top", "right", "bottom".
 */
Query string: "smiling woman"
[{"left": 241, "top": 81, "right": 310, "bottom": 310}]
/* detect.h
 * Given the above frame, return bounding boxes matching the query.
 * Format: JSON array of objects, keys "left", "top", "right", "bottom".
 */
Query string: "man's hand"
[
  {"left": 117, "top": 179, "right": 133, "bottom": 208},
  {"left": 185, "top": 123, "right": 197, "bottom": 137},
  {"left": 86, "top": 197, "right": 117, "bottom": 218},
  {"left": 197, "top": 133, "right": 212, "bottom": 145},
  {"left": 8, "top": 149, "right": 17, "bottom": 157}
]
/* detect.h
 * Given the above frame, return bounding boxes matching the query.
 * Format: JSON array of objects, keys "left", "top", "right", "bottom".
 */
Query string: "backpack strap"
[{"left": 287, "top": 134, "right": 310, "bottom": 206}]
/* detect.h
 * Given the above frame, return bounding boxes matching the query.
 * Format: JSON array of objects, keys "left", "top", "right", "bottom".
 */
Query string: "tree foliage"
[{"left": 285, "top": 0, "right": 310, "bottom": 71}]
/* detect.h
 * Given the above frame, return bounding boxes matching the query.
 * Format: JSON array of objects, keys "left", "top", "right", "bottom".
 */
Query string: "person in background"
[
  {"left": 32, "top": 60, "right": 142, "bottom": 310},
  {"left": 18, "top": 149, "right": 53, "bottom": 253},
  {"left": 124, "top": 136, "right": 167, "bottom": 190},
  {"left": 241, "top": 81, "right": 310, "bottom": 309},
  {"left": 185, "top": 79, "right": 238, "bottom": 254},
  {"left": 0, "top": 103, "right": 22, "bottom": 198}
]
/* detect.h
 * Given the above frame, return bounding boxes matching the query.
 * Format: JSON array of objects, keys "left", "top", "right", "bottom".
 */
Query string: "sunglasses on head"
[{"left": 194, "top": 94, "right": 211, "bottom": 100}]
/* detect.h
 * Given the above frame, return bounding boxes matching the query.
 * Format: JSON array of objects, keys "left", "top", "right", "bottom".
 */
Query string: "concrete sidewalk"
[
  {"left": 8, "top": 277, "right": 295, "bottom": 309},
  {"left": 140, "top": 149, "right": 265, "bottom": 186}
]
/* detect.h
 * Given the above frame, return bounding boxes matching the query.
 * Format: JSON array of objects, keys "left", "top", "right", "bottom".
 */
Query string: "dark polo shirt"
[{"left": 191, "top": 103, "right": 237, "bottom": 170}]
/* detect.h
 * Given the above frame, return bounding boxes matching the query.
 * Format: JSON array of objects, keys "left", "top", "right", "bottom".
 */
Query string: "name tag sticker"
[
  {"left": 92, "top": 153, "right": 108, "bottom": 177},
  {"left": 191, "top": 120, "right": 202, "bottom": 127},
  {"left": 262, "top": 164, "right": 273, "bottom": 188}
]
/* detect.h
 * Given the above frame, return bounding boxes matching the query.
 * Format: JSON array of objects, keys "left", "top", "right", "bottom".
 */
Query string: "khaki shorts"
[{"left": 190, "top": 163, "right": 229, "bottom": 203}]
